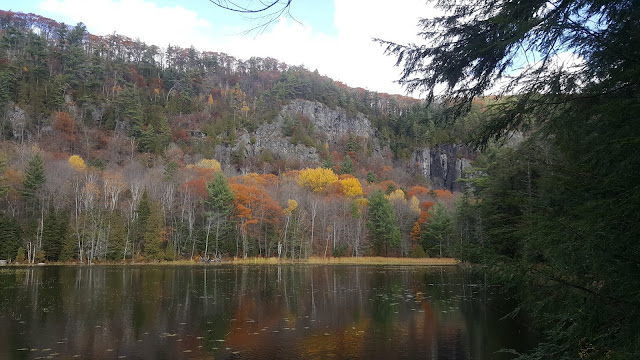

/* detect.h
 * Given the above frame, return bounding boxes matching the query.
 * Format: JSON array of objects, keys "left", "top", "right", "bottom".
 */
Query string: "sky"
[{"left": 6, "top": 0, "right": 437, "bottom": 96}]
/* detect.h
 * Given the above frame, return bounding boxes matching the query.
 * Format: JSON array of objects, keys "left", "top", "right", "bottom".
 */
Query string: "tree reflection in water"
[{"left": 0, "top": 266, "right": 535, "bottom": 359}]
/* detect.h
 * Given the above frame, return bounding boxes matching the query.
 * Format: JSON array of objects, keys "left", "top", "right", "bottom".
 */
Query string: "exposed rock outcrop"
[
  {"left": 410, "top": 145, "right": 475, "bottom": 191},
  {"left": 217, "top": 99, "right": 380, "bottom": 167},
  {"left": 215, "top": 99, "right": 476, "bottom": 190},
  {"left": 279, "top": 99, "right": 375, "bottom": 143}
]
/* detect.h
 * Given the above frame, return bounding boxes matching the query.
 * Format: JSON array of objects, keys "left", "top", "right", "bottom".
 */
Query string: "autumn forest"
[
  {"left": 0, "top": 10, "right": 470, "bottom": 264},
  {"left": 1, "top": 1, "right": 640, "bottom": 358}
]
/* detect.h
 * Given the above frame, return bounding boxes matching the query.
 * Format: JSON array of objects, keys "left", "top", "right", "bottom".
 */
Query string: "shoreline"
[{"left": 1, "top": 257, "right": 460, "bottom": 267}]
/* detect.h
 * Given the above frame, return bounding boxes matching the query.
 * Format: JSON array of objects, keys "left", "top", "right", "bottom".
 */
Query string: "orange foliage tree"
[
  {"left": 230, "top": 183, "right": 282, "bottom": 258},
  {"left": 407, "top": 185, "right": 430, "bottom": 200},
  {"left": 53, "top": 111, "right": 76, "bottom": 145}
]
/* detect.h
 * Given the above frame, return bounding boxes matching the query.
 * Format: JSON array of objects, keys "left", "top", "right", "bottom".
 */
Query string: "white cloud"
[
  {"left": 218, "top": 0, "right": 434, "bottom": 95},
  {"left": 38, "top": 0, "right": 436, "bottom": 95},
  {"left": 39, "top": 0, "right": 212, "bottom": 48}
]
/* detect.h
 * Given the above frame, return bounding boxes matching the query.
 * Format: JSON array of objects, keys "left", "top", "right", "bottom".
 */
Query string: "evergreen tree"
[
  {"left": 420, "top": 203, "right": 453, "bottom": 258},
  {"left": 143, "top": 202, "right": 165, "bottom": 260},
  {"left": 366, "top": 171, "right": 377, "bottom": 184},
  {"left": 321, "top": 157, "right": 334, "bottom": 170},
  {"left": 382, "top": 1, "right": 640, "bottom": 356},
  {"left": 107, "top": 212, "right": 127, "bottom": 261},
  {"left": 134, "top": 190, "right": 151, "bottom": 257},
  {"left": 366, "top": 190, "right": 401, "bottom": 256},
  {"left": 42, "top": 206, "right": 65, "bottom": 261},
  {"left": 0, "top": 152, "right": 8, "bottom": 196},
  {"left": 340, "top": 155, "right": 355, "bottom": 175},
  {"left": 22, "top": 152, "right": 46, "bottom": 211},
  {"left": 137, "top": 124, "right": 155, "bottom": 153},
  {"left": 0, "top": 213, "right": 21, "bottom": 261},
  {"left": 59, "top": 220, "right": 77, "bottom": 263},
  {"left": 205, "top": 171, "right": 235, "bottom": 257}
]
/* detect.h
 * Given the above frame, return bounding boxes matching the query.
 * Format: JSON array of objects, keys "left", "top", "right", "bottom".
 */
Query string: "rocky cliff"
[
  {"left": 410, "top": 145, "right": 474, "bottom": 192},
  {"left": 216, "top": 99, "right": 380, "bottom": 166},
  {"left": 217, "top": 99, "right": 475, "bottom": 190}
]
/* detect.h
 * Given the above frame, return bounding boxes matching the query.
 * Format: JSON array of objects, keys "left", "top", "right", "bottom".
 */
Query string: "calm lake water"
[{"left": 0, "top": 265, "right": 535, "bottom": 359}]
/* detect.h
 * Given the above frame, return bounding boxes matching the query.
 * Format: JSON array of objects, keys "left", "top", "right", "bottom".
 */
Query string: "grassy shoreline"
[{"left": 1, "top": 257, "right": 460, "bottom": 267}]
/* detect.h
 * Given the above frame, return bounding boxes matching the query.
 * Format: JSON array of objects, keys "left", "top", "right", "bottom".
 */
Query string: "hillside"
[{"left": 0, "top": 10, "right": 483, "bottom": 263}]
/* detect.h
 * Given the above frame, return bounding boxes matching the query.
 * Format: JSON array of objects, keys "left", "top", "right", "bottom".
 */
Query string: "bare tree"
[{"left": 208, "top": 0, "right": 296, "bottom": 34}]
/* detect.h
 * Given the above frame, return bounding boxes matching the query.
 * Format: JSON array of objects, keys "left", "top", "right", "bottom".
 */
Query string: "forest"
[
  {"left": 0, "top": 10, "right": 472, "bottom": 265},
  {"left": 1, "top": 0, "right": 639, "bottom": 358}
]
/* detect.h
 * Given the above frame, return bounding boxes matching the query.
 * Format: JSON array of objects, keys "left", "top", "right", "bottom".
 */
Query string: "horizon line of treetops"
[{"left": 0, "top": 150, "right": 461, "bottom": 264}]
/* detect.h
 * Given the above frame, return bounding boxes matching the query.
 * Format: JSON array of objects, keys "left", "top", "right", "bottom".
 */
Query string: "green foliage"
[
  {"left": 143, "top": 202, "right": 165, "bottom": 260},
  {"left": 107, "top": 212, "right": 126, "bottom": 261},
  {"left": 15, "top": 246, "right": 25, "bottom": 263},
  {"left": 87, "top": 158, "right": 105, "bottom": 170},
  {"left": 0, "top": 213, "right": 22, "bottom": 261},
  {"left": 340, "top": 155, "right": 355, "bottom": 175},
  {"left": 420, "top": 203, "right": 453, "bottom": 258},
  {"left": 59, "top": 227, "right": 77, "bottom": 262},
  {"left": 409, "top": 244, "right": 426, "bottom": 258},
  {"left": 367, "top": 190, "right": 401, "bottom": 256},
  {"left": 366, "top": 171, "right": 377, "bottom": 184},
  {"left": 284, "top": 114, "right": 317, "bottom": 148},
  {"left": 0, "top": 151, "right": 9, "bottom": 196},
  {"left": 258, "top": 149, "right": 274, "bottom": 164},
  {"left": 42, "top": 206, "right": 69, "bottom": 261},
  {"left": 332, "top": 245, "right": 348, "bottom": 257},
  {"left": 164, "top": 161, "right": 179, "bottom": 180},
  {"left": 133, "top": 190, "right": 151, "bottom": 256},
  {"left": 22, "top": 152, "right": 45, "bottom": 212},
  {"left": 321, "top": 156, "right": 334, "bottom": 170},
  {"left": 206, "top": 172, "right": 235, "bottom": 216},
  {"left": 380, "top": 0, "right": 640, "bottom": 357}
]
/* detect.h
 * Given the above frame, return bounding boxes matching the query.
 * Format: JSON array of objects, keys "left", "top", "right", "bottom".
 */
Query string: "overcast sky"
[{"left": 9, "top": 0, "right": 438, "bottom": 96}]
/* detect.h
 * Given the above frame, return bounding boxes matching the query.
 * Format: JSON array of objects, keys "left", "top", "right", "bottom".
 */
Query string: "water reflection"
[{"left": 0, "top": 266, "right": 534, "bottom": 359}]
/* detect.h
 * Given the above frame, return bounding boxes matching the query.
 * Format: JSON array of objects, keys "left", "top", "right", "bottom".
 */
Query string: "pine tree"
[
  {"left": 137, "top": 124, "right": 155, "bottom": 153},
  {"left": 366, "top": 190, "right": 401, "bottom": 256},
  {"left": 420, "top": 203, "right": 453, "bottom": 258},
  {"left": 341, "top": 155, "right": 355, "bottom": 175},
  {"left": 321, "top": 157, "right": 334, "bottom": 170},
  {"left": 106, "top": 212, "right": 126, "bottom": 261},
  {"left": 134, "top": 190, "right": 151, "bottom": 257},
  {"left": 205, "top": 171, "right": 235, "bottom": 258},
  {"left": 42, "top": 206, "right": 63, "bottom": 261},
  {"left": 0, "top": 213, "right": 22, "bottom": 261},
  {"left": 22, "top": 152, "right": 46, "bottom": 212},
  {"left": 0, "top": 151, "right": 9, "bottom": 197},
  {"left": 59, "top": 221, "right": 77, "bottom": 263},
  {"left": 143, "top": 202, "right": 165, "bottom": 260}
]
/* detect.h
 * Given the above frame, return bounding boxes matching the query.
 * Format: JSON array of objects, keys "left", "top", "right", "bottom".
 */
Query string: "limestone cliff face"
[
  {"left": 216, "top": 99, "right": 475, "bottom": 190},
  {"left": 279, "top": 99, "right": 375, "bottom": 143},
  {"left": 217, "top": 99, "right": 379, "bottom": 167},
  {"left": 410, "top": 145, "right": 475, "bottom": 191}
]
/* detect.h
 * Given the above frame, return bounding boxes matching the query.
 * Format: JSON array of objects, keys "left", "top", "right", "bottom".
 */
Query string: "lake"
[{"left": 0, "top": 265, "right": 535, "bottom": 359}]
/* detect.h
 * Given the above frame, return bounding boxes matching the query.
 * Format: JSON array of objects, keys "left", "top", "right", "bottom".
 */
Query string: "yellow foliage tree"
[
  {"left": 207, "top": 94, "right": 214, "bottom": 105},
  {"left": 196, "top": 158, "right": 222, "bottom": 172},
  {"left": 68, "top": 155, "right": 87, "bottom": 171},
  {"left": 409, "top": 196, "right": 421, "bottom": 214},
  {"left": 297, "top": 168, "right": 338, "bottom": 192},
  {"left": 386, "top": 189, "right": 406, "bottom": 202},
  {"left": 285, "top": 199, "right": 298, "bottom": 215},
  {"left": 355, "top": 198, "right": 369, "bottom": 208},
  {"left": 340, "top": 177, "right": 363, "bottom": 197}
]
